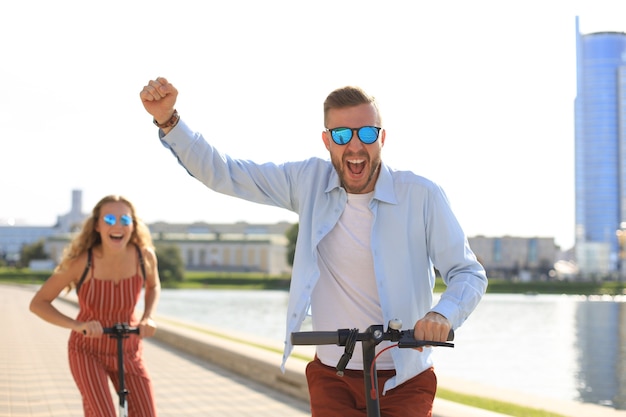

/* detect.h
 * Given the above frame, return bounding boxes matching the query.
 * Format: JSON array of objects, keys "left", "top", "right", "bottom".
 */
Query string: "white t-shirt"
[{"left": 312, "top": 192, "right": 394, "bottom": 370}]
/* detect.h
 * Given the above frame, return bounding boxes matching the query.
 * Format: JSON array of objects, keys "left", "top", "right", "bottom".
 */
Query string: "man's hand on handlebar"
[{"left": 413, "top": 312, "right": 452, "bottom": 352}]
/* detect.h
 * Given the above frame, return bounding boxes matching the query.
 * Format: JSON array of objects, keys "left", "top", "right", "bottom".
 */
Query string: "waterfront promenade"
[{"left": 2, "top": 283, "right": 625, "bottom": 417}]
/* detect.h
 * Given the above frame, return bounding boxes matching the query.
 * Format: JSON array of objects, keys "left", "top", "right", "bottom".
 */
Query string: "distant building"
[
  {"left": 149, "top": 221, "right": 292, "bottom": 275},
  {"left": 469, "top": 236, "right": 558, "bottom": 281},
  {"left": 57, "top": 189, "right": 88, "bottom": 233},
  {"left": 2, "top": 190, "right": 294, "bottom": 275},
  {"left": 574, "top": 17, "right": 626, "bottom": 275},
  {"left": 45, "top": 221, "right": 294, "bottom": 276},
  {"left": 3, "top": 190, "right": 566, "bottom": 280},
  {"left": 0, "top": 189, "right": 87, "bottom": 263},
  {"left": 0, "top": 225, "right": 58, "bottom": 265}
]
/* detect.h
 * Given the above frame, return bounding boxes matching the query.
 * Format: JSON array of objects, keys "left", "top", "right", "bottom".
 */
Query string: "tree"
[
  {"left": 155, "top": 243, "right": 185, "bottom": 284},
  {"left": 286, "top": 223, "right": 298, "bottom": 266},
  {"left": 19, "top": 240, "right": 49, "bottom": 268}
]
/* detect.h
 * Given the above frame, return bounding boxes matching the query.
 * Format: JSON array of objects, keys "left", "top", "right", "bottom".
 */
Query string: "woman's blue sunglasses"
[
  {"left": 326, "top": 126, "right": 382, "bottom": 145},
  {"left": 103, "top": 214, "right": 133, "bottom": 226}
]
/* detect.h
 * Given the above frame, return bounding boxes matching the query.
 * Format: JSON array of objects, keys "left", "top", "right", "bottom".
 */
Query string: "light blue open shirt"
[{"left": 159, "top": 120, "right": 488, "bottom": 392}]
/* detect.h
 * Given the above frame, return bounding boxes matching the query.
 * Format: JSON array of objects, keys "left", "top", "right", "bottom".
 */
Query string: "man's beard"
[{"left": 332, "top": 153, "right": 381, "bottom": 194}]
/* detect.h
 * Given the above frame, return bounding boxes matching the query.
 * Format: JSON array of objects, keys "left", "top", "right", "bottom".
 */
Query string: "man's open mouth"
[{"left": 347, "top": 159, "right": 366, "bottom": 175}]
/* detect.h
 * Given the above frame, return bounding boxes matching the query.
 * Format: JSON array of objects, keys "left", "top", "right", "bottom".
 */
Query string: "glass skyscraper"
[{"left": 575, "top": 17, "right": 626, "bottom": 275}]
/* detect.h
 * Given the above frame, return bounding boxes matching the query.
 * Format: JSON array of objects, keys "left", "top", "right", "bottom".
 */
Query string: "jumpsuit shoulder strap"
[
  {"left": 75, "top": 248, "right": 92, "bottom": 295},
  {"left": 136, "top": 244, "right": 147, "bottom": 284}
]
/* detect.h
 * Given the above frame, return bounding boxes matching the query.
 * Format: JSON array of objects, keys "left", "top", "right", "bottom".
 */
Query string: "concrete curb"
[{"left": 153, "top": 317, "right": 310, "bottom": 402}]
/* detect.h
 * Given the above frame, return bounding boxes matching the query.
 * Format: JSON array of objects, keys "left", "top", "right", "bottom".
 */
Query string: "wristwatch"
[{"left": 153, "top": 109, "right": 180, "bottom": 128}]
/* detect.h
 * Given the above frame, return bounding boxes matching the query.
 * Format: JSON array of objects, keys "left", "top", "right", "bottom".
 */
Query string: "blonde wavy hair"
[{"left": 55, "top": 195, "right": 154, "bottom": 275}]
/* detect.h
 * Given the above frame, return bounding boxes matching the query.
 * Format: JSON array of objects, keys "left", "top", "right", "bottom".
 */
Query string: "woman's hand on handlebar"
[
  {"left": 413, "top": 312, "right": 452, "bottom": 352},
  {"left": 78, "top": 320, "right": 103, "bottom": 338},
  {"left": 138, "top": 318, "right": 157, "bottom": 339}
]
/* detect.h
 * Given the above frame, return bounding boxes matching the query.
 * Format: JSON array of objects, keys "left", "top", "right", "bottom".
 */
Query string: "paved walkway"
[
  {"left": 2, "top": 283, "right": 507, "bottom": 417},
  {"left": 3, "top": 283, "right": 625, "bottom": 417},
  {"left": 1, "top": 284, "right": 311, "bottom": 417}
]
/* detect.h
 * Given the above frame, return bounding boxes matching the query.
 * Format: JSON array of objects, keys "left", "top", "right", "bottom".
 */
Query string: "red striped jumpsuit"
[{"left": 68, "top": 258, "right": 157, "bottom": 417}]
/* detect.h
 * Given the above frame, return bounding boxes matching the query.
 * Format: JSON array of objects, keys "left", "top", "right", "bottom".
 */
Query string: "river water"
[{"left": 146, "top": 289, "right": 626, "bottom": 410}]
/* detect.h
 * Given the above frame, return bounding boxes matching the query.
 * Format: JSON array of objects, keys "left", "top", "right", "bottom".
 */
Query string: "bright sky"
[{"left": 2, "top": 0, "right": 625, "bottom": 251}]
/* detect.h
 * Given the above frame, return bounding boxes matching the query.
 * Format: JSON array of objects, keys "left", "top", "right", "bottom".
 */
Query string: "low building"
[
  {"left": 45, "top": 222, "right": 293, "bottom": 276},
  {"left": 0, "top": 225, "right": 59, "bottom": 265},
  {"left": 469, "top": 236, "right": 558, "bottom": 280},
  {"left": 150, "top": 221, "right": 292, "bottom": 275}
]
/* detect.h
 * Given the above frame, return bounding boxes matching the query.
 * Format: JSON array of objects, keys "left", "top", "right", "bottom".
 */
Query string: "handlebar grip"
[
  {"left": 400, "top": 328, "right": 454, "bottom": 340},
  {"left": 291, "top": 331, "right": 340, "bottom": 345},
  {"left": 396, "top": 328, "right": 455, "bottom": 349},
  {"left": 103, "top": 324, "right": 140, "bottom": 335}
]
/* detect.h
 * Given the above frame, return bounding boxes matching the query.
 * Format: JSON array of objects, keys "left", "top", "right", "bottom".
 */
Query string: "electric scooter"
[
  {"left": 291, "top": 319, "right": 454, "bottom": 417},
  {"left": 103, "top": 323, "right": 140, "bottom": 417}
]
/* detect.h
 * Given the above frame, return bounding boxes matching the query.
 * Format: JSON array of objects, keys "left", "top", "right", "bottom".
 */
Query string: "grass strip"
[{"left": 436, "top": 387, "right": 568, "bottom": 417}]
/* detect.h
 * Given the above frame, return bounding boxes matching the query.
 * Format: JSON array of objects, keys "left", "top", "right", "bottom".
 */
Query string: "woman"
[{"left": 30, "top": 195, "right": 160, "bottom": 417}]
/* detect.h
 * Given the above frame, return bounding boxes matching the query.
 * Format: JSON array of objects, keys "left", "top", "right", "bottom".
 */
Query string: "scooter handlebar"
[
  {"left": 291, "top": 326, "right": 455, "bottom": 348},
  {"left": 103, "top": 323, "right": 140, "bottom": 335}
]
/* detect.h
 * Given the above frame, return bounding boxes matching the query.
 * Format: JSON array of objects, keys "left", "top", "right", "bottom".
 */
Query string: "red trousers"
[{"left": 305, "top": 357, "right": 436, "bottom": 417}]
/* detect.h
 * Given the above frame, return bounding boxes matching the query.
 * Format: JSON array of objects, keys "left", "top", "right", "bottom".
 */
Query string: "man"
[{"left": 140, "top": 77, "right": 487, "bottom": 417}]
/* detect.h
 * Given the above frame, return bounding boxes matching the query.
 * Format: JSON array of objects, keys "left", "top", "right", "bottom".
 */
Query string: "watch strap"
[{"left": 153, "top": 109, "right": 180, "bottom": 129}]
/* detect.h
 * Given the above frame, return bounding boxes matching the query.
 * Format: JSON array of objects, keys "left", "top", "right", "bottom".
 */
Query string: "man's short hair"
[{"left": 323, "top": 86, "right": 381, "bottom": 127}]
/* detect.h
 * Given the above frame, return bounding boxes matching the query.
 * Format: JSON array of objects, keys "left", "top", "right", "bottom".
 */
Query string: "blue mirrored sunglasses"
[
  {"left": 326, "top": 126, "right": 382, "bottom": 145},
  {"left": 103, "top": 214, "right": 133, "bottom": 226}
]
